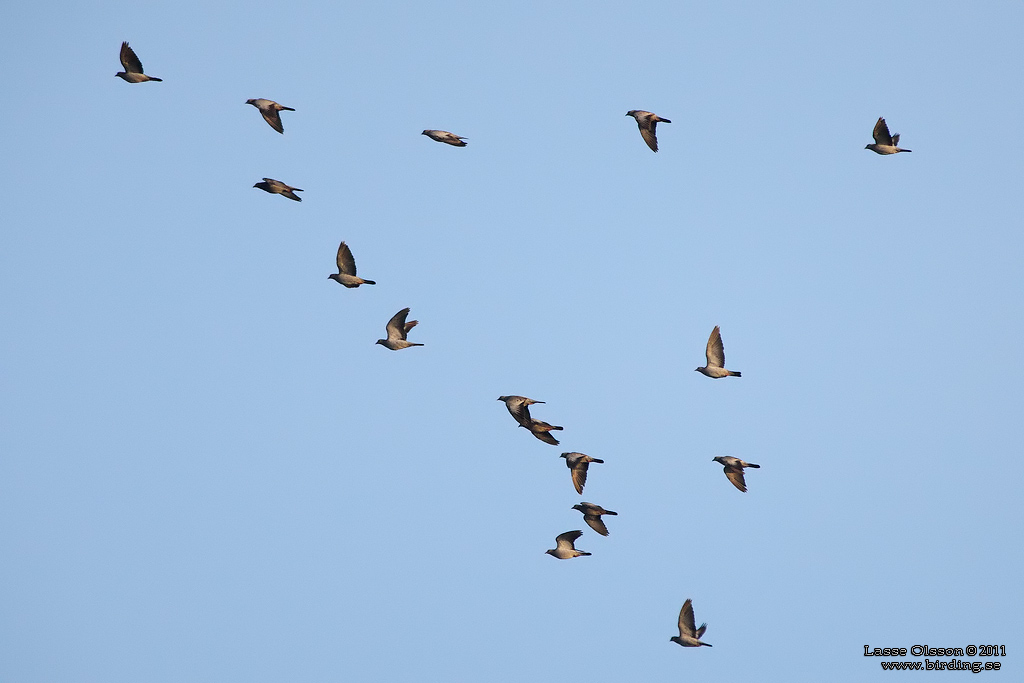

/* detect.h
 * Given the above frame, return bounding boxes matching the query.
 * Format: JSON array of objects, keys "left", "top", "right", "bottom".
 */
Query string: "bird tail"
[
  {"left": 409, "top": 343, "right": 425, "bottom": 347},
  {"left": 579, "top": 551, "right": 592, "bottom": 557},
  {"left": 899, "top": 148, "right": 912, "bottom": 152},
  {"left": 746, "top": 463, "right": 761, "bottom": 469},
  {"left": 361, "top": 279, "right": 377, "bottom": 285},
  {"left": 281, "top": 106, "right": 296, "bottom": 111},
  {"left": 591, "top": 458, "right": 605, "bottom": 463},
  {"left": 149, "top": 77, "right": 163, "bottom": 82},
  {"left": 550, "top": 425, "right": 564, "bottom": 431},
  {"left": 729, "top": 371, "right": 742, "bottom": 377},
  {"left": 606, "top": 510, "right": 618, "bottom": 516},
  {"left": 659, "top": 118, "right": 671, "bottom": 123}
]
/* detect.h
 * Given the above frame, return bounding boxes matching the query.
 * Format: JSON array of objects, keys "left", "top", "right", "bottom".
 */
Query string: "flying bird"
[
  {"left": 572, "top": 502, "right": 618, "bottom": 536},
  {"left": 561, "top": 452, "right": 603, "bottom": 494},
  {"left": 713, "top": 456, "right": 761, "bottom": 493},
  {"left": 496, "top": 395, "right": 544, "bottom": 428},
  {"left": 865, "top": 117, "right": 912, "bottom": 154},
  {"left": 695, "top": 326, "right": 741, "bottom": 378},
  {"left": 376, "top": 308, "right": 424, "bottom": 350},
  {"left": 329, "top": 241, "right": 376, "bottom": 288},
  {"left": 246, "top": 99, "right": 295, "bottom": 134},
  {"left": 671, "top": 599, "right": 712, "bottom": 647},
  {"left": 253, "top": 178, "right": 303, "bottom": 202},
  {"left": 421, "top": 130, "right": 467, "bottom": 147},
  {"left": 545, "top": 530, "right": 591, "bottom": 559},
  {"left": 626, "top": 110, "right": 671, "bottom": 152},
  {"left": 116, "top": 42, "right": 162, "bottom": 83},
  {"left": 524, "top": 419, "right": 563, "bottom": 445}
]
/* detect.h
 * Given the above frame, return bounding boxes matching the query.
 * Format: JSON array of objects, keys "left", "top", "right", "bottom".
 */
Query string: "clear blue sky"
[{"left": 2, "top": 1, "right": 1021, "bottom": 681}]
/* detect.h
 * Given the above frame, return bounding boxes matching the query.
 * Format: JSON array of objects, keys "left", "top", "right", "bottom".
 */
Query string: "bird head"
[
  {"left": 694, "top": 367, "right": 702, "bottom": 372},
  {"left": 571, "top": 504, "right": 583, "bottom": 512},
  {"left": 544, "top": 549, "right": 556, "bottom": 557},
  {"left": 559, "top": 453, "right": 569, "bottom": 460},
  {"left": 421, "top": 130, "right": 429, "bottom": 136},
  {"left": 864, "top": 144, "right": 873, "bottom": 150},
  {"left": 626, "top": 110, "right": 636, "bottom": 117},
  {"left": 245, "top": 99, "right": 257, "bottom": 105},
  {"left": 375, "top": 339, "right": 386, "bottom": 346}
]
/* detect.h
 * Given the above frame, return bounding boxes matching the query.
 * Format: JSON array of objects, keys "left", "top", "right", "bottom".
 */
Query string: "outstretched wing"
[
  {"left": 554, "top": 530, "right": 582, "bottom": 550},
  {"left": 336, "top": 241, "right": 357, "bottom": 276},
  {"left": 706, "top": 326, "right": 726, "bottom": 368},
  {"left": 386, "top": 308, "right": 411, "bottom": 341},
  {"left": 120, "top": 42, "right": 145, "bottom": 74},
  {"left": 724, "top": 466, "right": 748, "bottom": 492},
  {"left": 872, "top": 117, "right": 893, "bottom": 146},
  {"left": 640, "top": 120, "right": 660, "bottom": 152},
  {"left": 678, "top": 599, "right": 698, "bottom": 638}
]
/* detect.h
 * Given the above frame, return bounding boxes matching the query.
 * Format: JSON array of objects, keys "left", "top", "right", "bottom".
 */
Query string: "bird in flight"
[
  {"left": 253, "top": 178, "right": 303, "bottom": 202},
  {"left": 246, "top": 99, "right": 295, "bottom": 134},
  {"left": 116, "top": 42, "right": 162, "bottom": 83},
  {"left": 695, "top": 326, "right": 741, "bottom": 378},
  {"left": 422, "top": 130, "right": 467, "bottom": 147},
  {"left": 545, "top": 530, "right": 591, "bottom": 559},
  {"left": 865, "top": 117, "right": 912, "bottom": 154},
  {"left": 626, "top": 110, "right": 671, "bottom": 152},
  {"left": 496, "top": 395, "right": 545, "bottom": 427},
  {"left": 670, "top": 599, "right": 712, "bottom": 647},
  {"left": 376, "top": 308, "right": 424, "bottom": 350},
  {"left": 329, "top": 242, "right": 376, "bottom": 288},
  {"left": 572, "top": 502, "right": 618, "bottom": 536},
  {"left": 712, "top": 456, "right": 761, "bottom": 493},
  {"left": 561, "top": 452, "right": 603, "bottom": 495}
]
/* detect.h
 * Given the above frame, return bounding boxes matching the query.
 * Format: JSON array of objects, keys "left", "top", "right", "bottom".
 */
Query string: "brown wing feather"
[
  {"left": 706, "top": 326, "right": 725, "bottom": 368},
  {"left": 120, "top": 42, "right": 145, "bottom": 74},
  {"left": 678, "top": 599, "right": 698, "bottom": 637},
  {"left": 336, "top": 242, "right": 357, "bottom": 275},
  {"left": 872, "top": 117, "right": 893, "bottom": 146}
]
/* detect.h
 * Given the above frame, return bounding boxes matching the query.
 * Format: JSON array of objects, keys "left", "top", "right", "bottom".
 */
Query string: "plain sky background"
[{"left": 2, "top": 1, "right": 1021, "bottom": 681}]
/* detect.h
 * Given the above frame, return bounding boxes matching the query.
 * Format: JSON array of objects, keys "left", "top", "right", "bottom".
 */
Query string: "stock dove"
[
  {"left": 626, "top": 110, "right": 670, "bottom": 152},
  {"left": 376, "top": 308, "right": 423, "bottom": 350},
  {"left": 246, "top": 99, "right": 295, "bottom": 134},
  {"left": 253, "top": 178, "right": 303, "bottom": 202},
  {"left": 713, "top": 456, "right": 760, "bottom": 493},
  {"left": 545, "top": 530, "right": 591, "bottom": 559},
  {"left": 422, "top": 130, "right": 467, "bottom": 147},
  {"left": 865, "top": 117, "right": 911, "bottom": 154},
  {"left": 671, "top": 599, "right": 712, "bottom": 647},
  {"left": 116, "top": 42, "right": 162, "bottom": 83},
  {"left": 561, "top": 452, "right": 603, "bottom": 494},
  {"left": 572, "top": 502, "right": 617, "bottom": 536},
  {"left": 496, "top": 395, "right": 544, "bottom": 428},
  {"left": 329, "top": 242, "right": 376, "bottom": 288},
  {"left": 695, "top": 326, "right": 741, "bottom": 378}
]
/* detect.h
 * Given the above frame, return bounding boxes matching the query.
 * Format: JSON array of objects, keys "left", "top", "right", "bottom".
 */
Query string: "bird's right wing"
[{"left": 584, "top": 515, "right": 609, "bottom": 536}]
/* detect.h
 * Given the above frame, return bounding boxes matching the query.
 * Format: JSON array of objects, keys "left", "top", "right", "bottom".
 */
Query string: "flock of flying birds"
[{"left": 115, "top": 38, "right": 912, "bottom": 651}]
